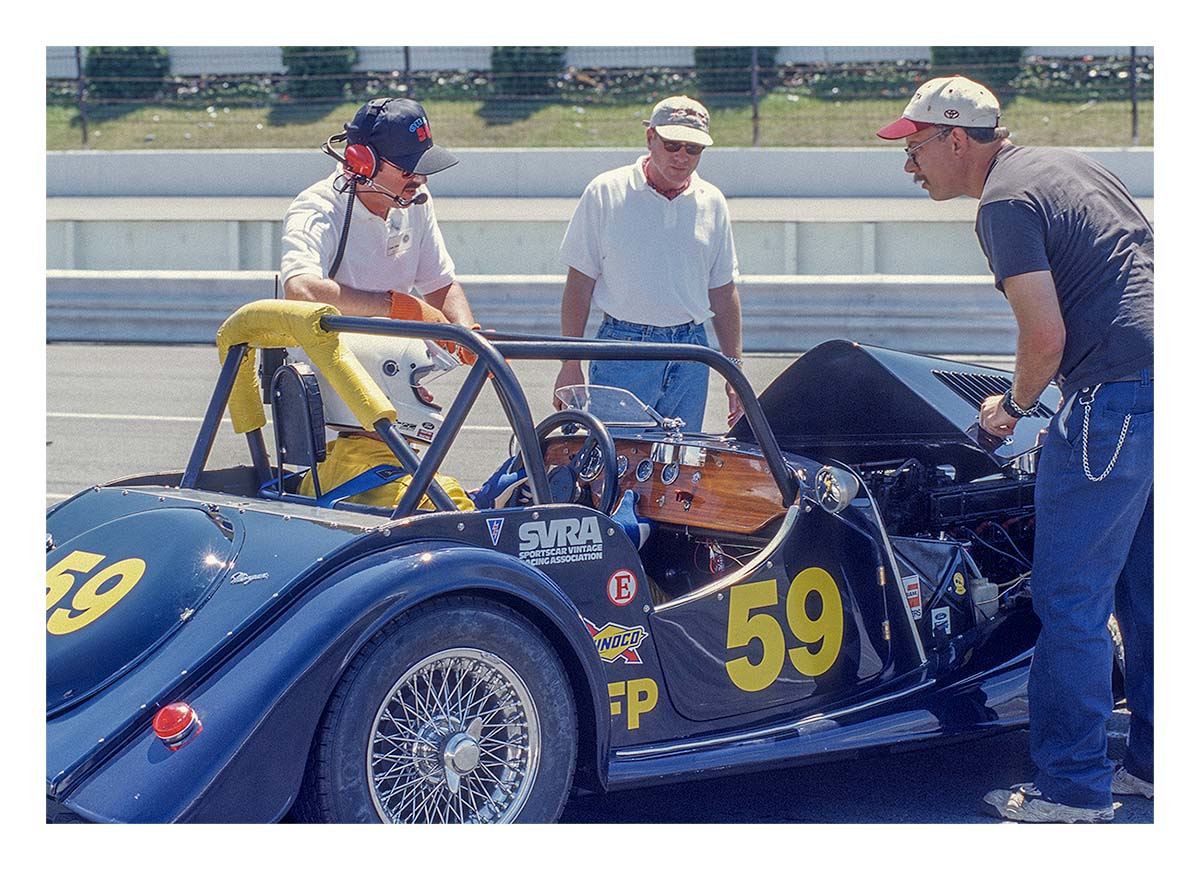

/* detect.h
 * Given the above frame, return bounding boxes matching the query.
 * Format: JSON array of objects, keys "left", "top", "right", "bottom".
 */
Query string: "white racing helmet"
[{"left": 290, "top": 333, "right": 461, "bottom": 443}]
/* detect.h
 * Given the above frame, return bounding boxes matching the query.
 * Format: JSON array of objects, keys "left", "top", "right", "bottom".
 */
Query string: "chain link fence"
[{"left": 47, "top": 46, "right": 1153, "bottom": 150}]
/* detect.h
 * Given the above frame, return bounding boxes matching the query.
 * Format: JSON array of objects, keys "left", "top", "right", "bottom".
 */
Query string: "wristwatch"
[{"left": 1001, "top": 387, "right": 1038, "bottom": 419}]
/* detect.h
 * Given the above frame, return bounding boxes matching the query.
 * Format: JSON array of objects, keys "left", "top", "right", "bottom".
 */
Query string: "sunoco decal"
[
  {"left": 518, "top": 517, "right": 603, "bottom": 566},
  {"left": 583, "top": 616, "right": 646, "bottom": 664}
]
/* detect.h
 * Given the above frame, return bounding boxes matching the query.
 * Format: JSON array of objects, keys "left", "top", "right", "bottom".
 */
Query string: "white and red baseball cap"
[
  {"left": 876, "top": 75, "right": 1001, "bottom": 140},
  {"left": 644, "top": 95, "right": 713, "bottom": 146}
]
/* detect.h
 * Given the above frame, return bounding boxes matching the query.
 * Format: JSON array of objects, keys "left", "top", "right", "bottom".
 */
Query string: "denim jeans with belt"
[
  {"left": 1029, "top": 371, "right": 1153, "bottom": 808},
  {"left": 589, "top": 315, "right": 711, "bottom": 432}
]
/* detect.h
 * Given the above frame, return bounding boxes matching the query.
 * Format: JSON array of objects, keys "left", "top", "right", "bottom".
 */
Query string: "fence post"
[
  {"left": 1129, "top": 47, "right": 1139, "bottom": 146},
  {"left": 751, "top": 46, "right": 760, "bottom": 146},
  {"left": 74, "top": 46, "right": 89, "bottom": 149},
  {"left": 404, "top": 46, "right": 413, "bottom": 94}
]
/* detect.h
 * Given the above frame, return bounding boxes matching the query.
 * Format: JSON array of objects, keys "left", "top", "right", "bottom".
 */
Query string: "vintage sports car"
[{"left": 48, "top": 299, "right": 1064, "bottom": 823}]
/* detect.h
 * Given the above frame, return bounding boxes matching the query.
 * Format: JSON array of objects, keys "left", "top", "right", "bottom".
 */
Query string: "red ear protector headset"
[
  {"left": 323, "top": 98, "right": 386, "bottom": 179},
  {"left": 322, "top": 132, "right": 429, "bottom": 207},
  {"left": 322, "top": 132, "right": 383, "bottom": 179}
]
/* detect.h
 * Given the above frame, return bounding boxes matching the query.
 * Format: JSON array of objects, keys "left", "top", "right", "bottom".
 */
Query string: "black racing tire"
[{"left": 294, "top": 598, "right": 577, "bottom": 823}]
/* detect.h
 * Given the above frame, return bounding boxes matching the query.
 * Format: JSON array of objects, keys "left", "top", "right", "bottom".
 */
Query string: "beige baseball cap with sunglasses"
[
  {"left": 644, "top": 95, "right": 714, "bottom": 146},
  {"left": 876, "top": 75, "right": 1001, "bottom": 139}
]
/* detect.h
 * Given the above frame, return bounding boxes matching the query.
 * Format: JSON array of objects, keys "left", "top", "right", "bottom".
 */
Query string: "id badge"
[{"left": 387, "top": 230, "right": 413, "bottom": 258}]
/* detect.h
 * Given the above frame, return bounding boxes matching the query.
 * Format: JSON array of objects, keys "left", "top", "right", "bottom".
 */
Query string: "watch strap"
[{"left": 1001, "top": 388, "right": 1037, "bottom": 418}]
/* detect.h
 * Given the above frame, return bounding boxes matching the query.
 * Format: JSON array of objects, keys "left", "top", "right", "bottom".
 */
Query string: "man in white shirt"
[
  {"left": 554, "top": 95, "right": 743, "bottom": 431},
  {"left": 281, "top": 98, "right": 476, "bottom": 329}
]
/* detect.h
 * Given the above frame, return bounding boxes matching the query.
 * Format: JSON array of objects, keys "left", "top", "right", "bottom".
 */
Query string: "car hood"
[{"left": 730, "top": 340, "right": 1060, "bottom": 482}]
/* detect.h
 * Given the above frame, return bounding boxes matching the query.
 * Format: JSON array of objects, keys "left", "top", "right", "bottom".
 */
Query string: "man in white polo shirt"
[
  {"left": 554, "top": 95, "right": 743, "bottom": 431},
  {"left": 281, "top": 98, "right": 477, "bottom": 333}
]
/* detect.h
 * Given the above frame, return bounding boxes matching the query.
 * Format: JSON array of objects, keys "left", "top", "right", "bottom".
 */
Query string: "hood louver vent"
[{"left": 931, "top": 370, "right": 1053, "bottom": 419}]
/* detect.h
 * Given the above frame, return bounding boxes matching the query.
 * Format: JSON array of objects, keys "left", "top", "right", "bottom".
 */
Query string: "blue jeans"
[
  {"left": 589, "top": 315, "right": 711, "bottom": 432},
  {"left": 1029, "top": 373, "right": 1153, "bottom": 809}
]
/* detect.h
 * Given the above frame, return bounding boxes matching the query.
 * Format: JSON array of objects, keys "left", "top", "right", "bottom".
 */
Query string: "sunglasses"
[
  {"left": 904, "top": 127, "right": 952, "bottom": 168},
  {"left": 380, "top": 158, "right": 419, "bottom": 179},
  {"left": 656, "top": 134, "right": 705, "bottom": 156}
]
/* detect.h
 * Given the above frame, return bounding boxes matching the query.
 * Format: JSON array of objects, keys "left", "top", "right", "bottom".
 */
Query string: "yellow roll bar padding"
[{"left": 215, "top": 299, "right": 397, "bottom": 434}]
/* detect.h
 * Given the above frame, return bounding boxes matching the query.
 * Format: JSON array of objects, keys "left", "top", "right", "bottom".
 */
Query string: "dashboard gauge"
[
  {"left": 616, "top": 455, "right": 629, "bottom": 478},
  {"left": 661, "top": 463, "right": 679, "bottom": 485},
  {"left": 578, "top": 445, "right": 604, "bottom": 482},
  {"left": 635, "top": 459, "right": 654, "bottom": 482}
]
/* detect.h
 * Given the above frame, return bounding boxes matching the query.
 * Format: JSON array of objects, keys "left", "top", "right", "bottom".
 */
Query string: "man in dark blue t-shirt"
[{"left": 878, "top": 76, "right": 1153, "bottom": 823}]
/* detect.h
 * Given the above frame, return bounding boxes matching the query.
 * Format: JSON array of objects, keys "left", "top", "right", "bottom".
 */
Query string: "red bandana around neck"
[{"left": 641, "top": 156, "right": 690, "bottom": 200}]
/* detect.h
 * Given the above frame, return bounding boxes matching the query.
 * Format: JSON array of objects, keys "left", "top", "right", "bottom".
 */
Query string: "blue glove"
[
  {"left": 470, "top": 456, "right": 530, "bottom": 509},
  {"left": 612, "top": 489, "right": 653, "bottom": 549}
]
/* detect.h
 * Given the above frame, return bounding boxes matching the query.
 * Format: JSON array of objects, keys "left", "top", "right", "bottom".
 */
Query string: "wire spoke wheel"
[
  {"left": 368, "top": 648, "right": 540, "bottom": 823},
  {"left": 295, "top": 599, "right": 576, "bottom": 824}
]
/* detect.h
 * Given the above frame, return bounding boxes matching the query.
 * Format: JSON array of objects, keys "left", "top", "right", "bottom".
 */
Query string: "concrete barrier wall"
[
  {"left": 47, "top": 271, "right": 1014, "bottom": 354},
  {"left": 46, "top": 147, "right": 1153, "bottom": 199}
]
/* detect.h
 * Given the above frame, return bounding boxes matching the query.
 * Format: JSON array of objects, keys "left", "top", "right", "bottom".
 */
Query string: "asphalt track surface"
[{"left": 45, "top": 343, "right": 1152, "bottom": 824}]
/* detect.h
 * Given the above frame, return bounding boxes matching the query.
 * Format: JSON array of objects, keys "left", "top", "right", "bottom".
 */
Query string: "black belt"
[{"left": 602, "top": 313, "right": 697, "bottom": 330}]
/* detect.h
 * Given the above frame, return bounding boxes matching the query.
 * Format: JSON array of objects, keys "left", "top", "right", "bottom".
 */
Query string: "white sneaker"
[
  {"left": 1112, "top": 766, "right": 1153, "bottom": 799},
  {"left": 983, "top": 783, "right": 1115, "bottom": 823}
]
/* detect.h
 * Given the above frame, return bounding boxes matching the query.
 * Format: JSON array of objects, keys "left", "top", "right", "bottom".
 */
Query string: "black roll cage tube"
[{"left": 183, "top": 317, "right": 799, "bottom": 516}]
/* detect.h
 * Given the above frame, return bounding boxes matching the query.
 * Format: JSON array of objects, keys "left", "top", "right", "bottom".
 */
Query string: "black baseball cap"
[{"left": 344, "top": 98, "right": 458, "bottom": 175}]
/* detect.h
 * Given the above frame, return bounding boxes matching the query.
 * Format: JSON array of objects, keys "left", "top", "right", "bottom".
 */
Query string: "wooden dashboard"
[{"left": 543, "top": 436, "right": 788, "bottom": 535}]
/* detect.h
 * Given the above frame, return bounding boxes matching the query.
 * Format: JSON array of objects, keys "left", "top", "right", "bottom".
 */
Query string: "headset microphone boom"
[{"left": 323, "top": 134, "right": 429, "bottom": 208}]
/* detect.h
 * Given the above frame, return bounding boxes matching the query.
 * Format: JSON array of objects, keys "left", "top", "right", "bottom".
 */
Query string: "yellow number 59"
[
  {"left": 725, "top": 567, "right": 843, "bottom": 692},
  {"left": 46, "top": 549, "right": 147, "bottom": 635}
]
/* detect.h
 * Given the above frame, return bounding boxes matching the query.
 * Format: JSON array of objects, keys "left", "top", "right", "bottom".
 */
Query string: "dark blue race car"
[{"left": 47, "top": 299, "right": 1069, "bottom": 823}]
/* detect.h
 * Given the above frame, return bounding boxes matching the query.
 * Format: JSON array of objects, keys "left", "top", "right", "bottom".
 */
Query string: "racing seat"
[
  {"left": 267, "top": 360, "right": 472, "bottom": 512},
  {"left": 266, "top": 362, "right": 328, "bottom": 498}
]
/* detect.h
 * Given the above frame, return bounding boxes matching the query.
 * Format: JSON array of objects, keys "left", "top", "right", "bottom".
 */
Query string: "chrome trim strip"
[
  {"left": 615, "top": 676, "right": 936, "bottom": 759},
  {"left": 651, "top": 504, "right": 800, "bottom": 611}
]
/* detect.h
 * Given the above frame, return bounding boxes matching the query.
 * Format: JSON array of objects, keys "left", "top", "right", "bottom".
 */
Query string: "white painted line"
[
  {"left": 46, "top": 412, "right": 511, "bottom": 431},
  {"left": 48, "top": 411, "right": 213, "bottom": 423}
]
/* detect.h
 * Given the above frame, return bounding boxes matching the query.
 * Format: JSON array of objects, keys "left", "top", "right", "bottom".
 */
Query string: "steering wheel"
[{"left": 511, "top": 409, "right": 619, "bottom": 514}]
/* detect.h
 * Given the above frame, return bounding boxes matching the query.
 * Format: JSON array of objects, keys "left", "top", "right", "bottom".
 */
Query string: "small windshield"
[{"left": 553, "top": 385, "right": 664, "bottom": 428}]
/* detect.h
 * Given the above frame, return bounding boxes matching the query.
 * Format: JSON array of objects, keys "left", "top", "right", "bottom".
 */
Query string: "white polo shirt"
[
  {"left": 280, "top": 172, "right": 456, "bottom": 296},
  {"left": 559, "top": 160, "right": 739, "bottom": 326}
]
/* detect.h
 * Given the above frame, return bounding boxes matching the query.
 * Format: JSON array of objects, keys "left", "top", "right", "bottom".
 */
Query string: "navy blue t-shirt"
[{"left": 975, "top": 145, "right": 1153, "bottom": 397}]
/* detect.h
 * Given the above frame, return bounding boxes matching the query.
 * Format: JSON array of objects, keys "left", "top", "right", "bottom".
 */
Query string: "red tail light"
[{"left": 153, "top": 702, "right": 202, "bottom": 751}]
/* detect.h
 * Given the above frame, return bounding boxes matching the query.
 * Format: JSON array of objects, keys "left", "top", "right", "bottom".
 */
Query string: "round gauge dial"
[
  {"left": 578, "top": 444, "right": 604, "bottom": 482},
  {"left": 661, "top": 463, "right": 679, "bottom": 485},
  {"left": 635, "top": 459, "right": 654, "bottom": 482}
]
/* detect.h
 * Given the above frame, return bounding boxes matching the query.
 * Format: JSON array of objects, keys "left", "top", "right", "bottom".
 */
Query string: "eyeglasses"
[
  {"left": 656, "top": 133, "right": 705, "bottom": 156},
  {"left": 904, "top": 127, "right": 952, "bottom": 168}
]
